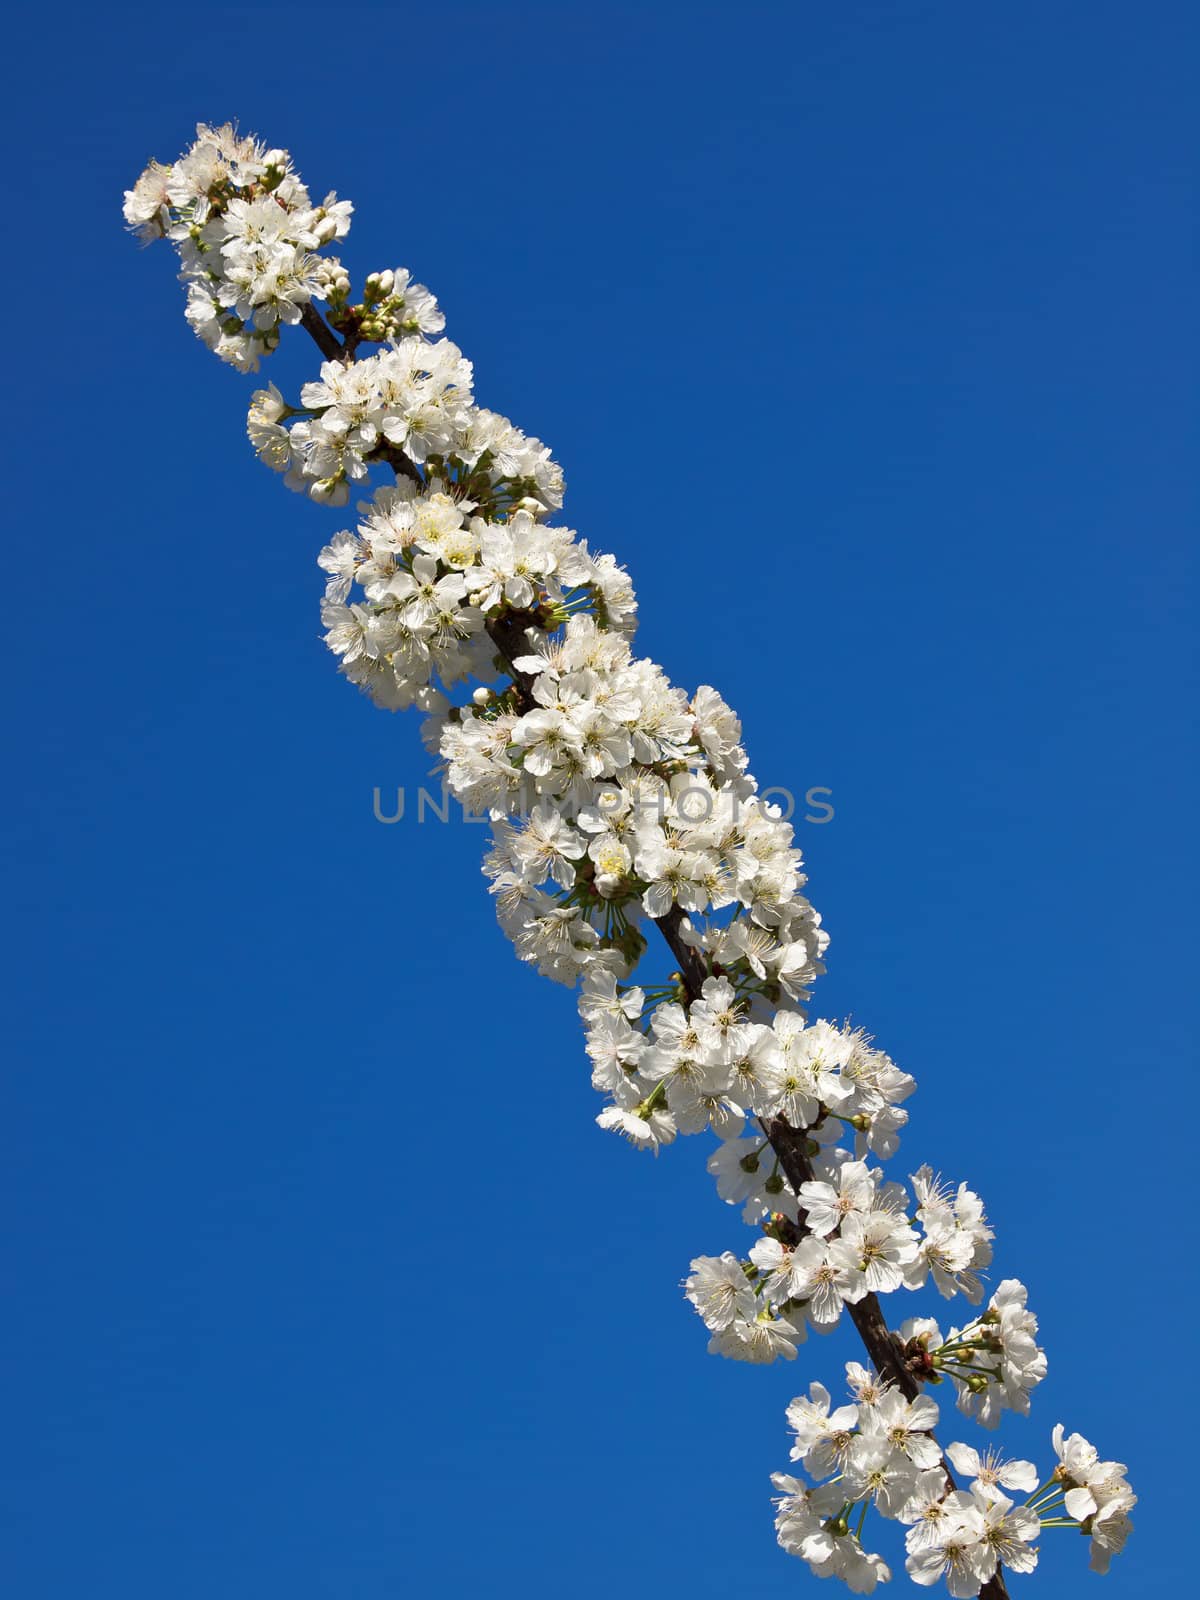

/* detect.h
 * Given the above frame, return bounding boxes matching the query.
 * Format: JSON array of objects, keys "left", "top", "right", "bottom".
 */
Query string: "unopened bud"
[{"left": 311, "top": 476, "right": 349, "bottom": 507}]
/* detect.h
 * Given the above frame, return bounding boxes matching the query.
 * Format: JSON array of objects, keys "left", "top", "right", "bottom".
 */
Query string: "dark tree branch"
[
  {"left": 653, "top": 902, "right": 713, "bottom": 999},
  {"left": 485, "top": 608, "right": 544, "bottom": 696},
  {"left": 299, "top": 302, "right": 345, "bottom": 361}
]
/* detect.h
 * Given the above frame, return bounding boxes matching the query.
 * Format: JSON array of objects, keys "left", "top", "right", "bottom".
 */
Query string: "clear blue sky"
[{"left": 4, "top": 5, "right": 1195, "bottom": 1596}]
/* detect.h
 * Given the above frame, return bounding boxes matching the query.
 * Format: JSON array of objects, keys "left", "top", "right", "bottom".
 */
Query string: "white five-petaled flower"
[{"left": 860, "top": 1387, "right": 943, "bottom": 1470}]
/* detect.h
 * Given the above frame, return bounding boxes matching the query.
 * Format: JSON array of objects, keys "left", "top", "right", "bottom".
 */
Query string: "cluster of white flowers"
[
  {"left": 253, "top": 341, "right": 473, "bottom": 503},
  {"left": 250, "top": 337, "right": 564, "bottom": 512},
  {"left": 1046, "top": 1426, "right": 1136, "bottom": 1574},
  {"left": 772, "top": 1366, "right": 1037, "bottom": 1596},
  {"left": 125, "top": 126, "right": 1134, "bottom": 1597},
  {"left": 462, "top": 657, "right": 826, "bottom": 998},
  {"left": 772, "top": 1368, "right": 1133, "bottom": 1596},
  {"left": 123, "top": 124, "right": 352, "bottom": 372},
  {"left": 683, "top": 1159, "right": 1004, "bottom": 1369},
  {"left": 314, "top": 489, "right": 612, "bottom": 707},
  {"left": 895, "top": 1283, "right": 1048, "bottom": 1430}
]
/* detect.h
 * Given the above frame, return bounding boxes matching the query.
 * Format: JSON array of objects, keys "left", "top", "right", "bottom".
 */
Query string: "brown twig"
[{"left": 299, "top": 302, "right": 344, "bottom": 361}]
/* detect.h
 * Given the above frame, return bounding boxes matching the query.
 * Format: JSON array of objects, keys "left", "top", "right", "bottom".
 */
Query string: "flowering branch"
[
  {"left": 484, "top": 599, "right": 944, "bottom": 1412},
  {"left": 484, "top": 601, "right": 942, "bottom": 1393},
  {"left": 123, "top": 124, "right": 1135, "bottom": 1598}
]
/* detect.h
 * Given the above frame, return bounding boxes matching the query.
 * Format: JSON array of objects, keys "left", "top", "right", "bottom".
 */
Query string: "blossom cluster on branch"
[{"left": 124, "top": 125, "right": 1135, "bottom": 1598}]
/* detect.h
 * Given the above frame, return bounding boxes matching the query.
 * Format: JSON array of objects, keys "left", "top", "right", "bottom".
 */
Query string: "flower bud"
[{"left": 311, "top": 476, "right": 349, "bottom": 507}]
